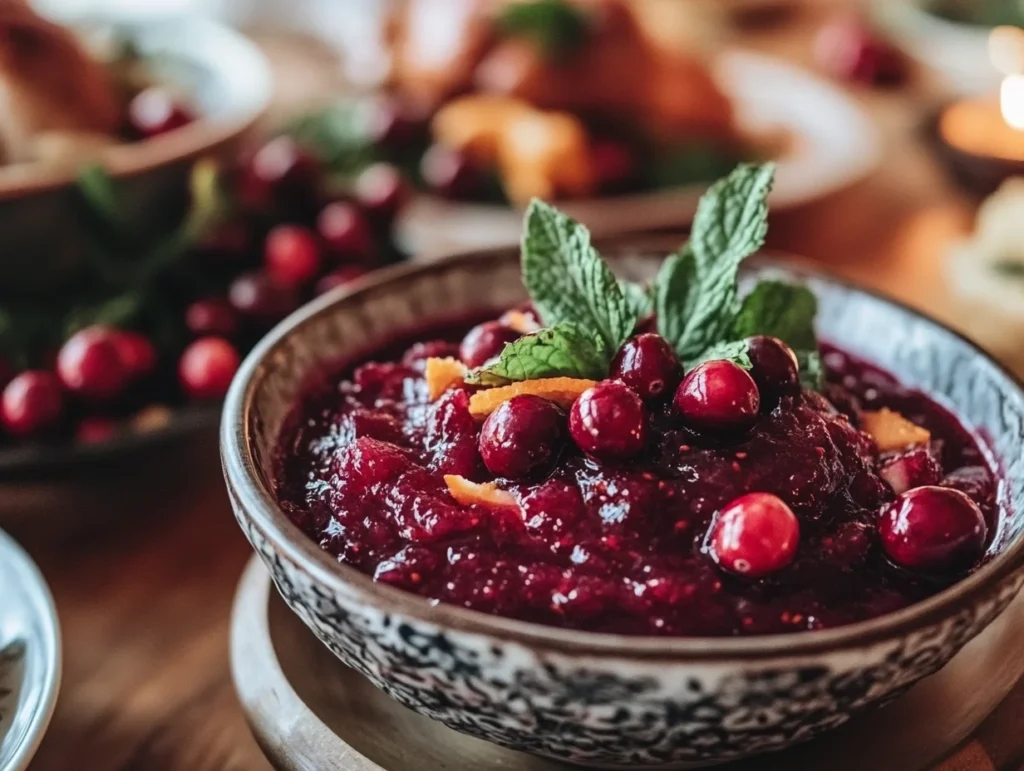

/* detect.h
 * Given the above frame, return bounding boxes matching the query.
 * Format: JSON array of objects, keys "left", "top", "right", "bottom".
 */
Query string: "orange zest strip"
[
  {"left": 468, "top": 377, "right": 596, "bottom": 418},
  {"left": 861, "top": 408, "right": 931, "bottom": 452},
  {"left": 444, "top": 475, "right": 520, "bottom": 511},
  {"left": 425, "top": 357, "right": 468, "bottom": 401}
]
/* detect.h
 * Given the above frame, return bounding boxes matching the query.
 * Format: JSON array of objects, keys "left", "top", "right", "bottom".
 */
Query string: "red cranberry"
[
  {"left": 239, "top": 135, "right": 320, "bottom": 211},
  {"left": 479, "top": 395, "right": 566, "bottom": 478},
  {"left": 459, "top": 322, "right": 520, "bottom": 368},
  {"left": 317, "top": 202, "right": 374, "bottom": 260},
  {"left": 814, "top": 16, "right": 906, "bottom": 87},
  {"left": 186, "top": 297, "right": 239, "bottom": 338},
  {"left": 591, "top": 139, "right": 636, "bottom": 191},
  {"left": 264, "top": 225, "right": 321, "bottom": 287},
  {"left": 361, "top": 95, "right": 426, "bottom": 151},
  {"left": 610, "top": 334, "right": 680, "bottom": 402},
  {"left": 708, "top": 492, "right": 800, "bottom": 577},
  {"left": 420, "top": 144, "right": 483, "bottom": 199},
  {"left": 879, "top": 447, "right": 942, "bottom": 496},
  {"left": 128, "top": 87, "right": 193, "bottom": 138},
  {"left": 229, "top": 272, "right": 299, "bottom": 324},
  {"left": 941, "top": 466, "right": 995, "bottom": 510},
  {"left": 746, "top": 336, "right": 799, "bottom": 399},
  {"left": 569, "top": 381, "right": 647, "bottom": 460},
  {"left": 111, "top": 330, "right": 157, "bottom": 382},
  {"left": 178, "top": 337, "right": 241, "bottom": 400},
  {"left": 57, "top": 326, "right": 128, "bottom": 402},
  {"left": 673, "top": 360, "right": 760, "bottom": 434},
  {"left": 76, "top": 416, "right": 118, "bottom": 445},
  {"left": 354, "top": 163, "right": 409, "bottom": 222},
  {"left": 879, "top": 486, "right": 987, "bottom": 573},
  {"left": 1, "top": 371, "right": 63, "bottom": 436},
  {"left": 315, "top": 265, "right": 366, "bottom": 296}
]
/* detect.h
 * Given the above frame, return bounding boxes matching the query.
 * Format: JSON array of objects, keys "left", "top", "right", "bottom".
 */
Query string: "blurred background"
[{"left": 4, "top": 0, "right": 1024, "bottom": 769}]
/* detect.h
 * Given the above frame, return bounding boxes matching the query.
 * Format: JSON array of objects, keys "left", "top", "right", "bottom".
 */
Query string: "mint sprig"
[
  {"left": 655, "top": 163, "right": 774, "bottom": 364},
  {"left": 468, "top": 162, "right": 823, "bottom": 390},
  {"left": 521, "top": 200, "right": 639, "bottom": 356}
]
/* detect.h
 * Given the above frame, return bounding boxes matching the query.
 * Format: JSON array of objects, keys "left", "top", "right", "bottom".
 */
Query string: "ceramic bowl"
[
  {"left": 0, "top": 14, "right": 271, "bottom": 293},
  {"left": 221, "top": 239, "right": 1024, "bottom": 768}
]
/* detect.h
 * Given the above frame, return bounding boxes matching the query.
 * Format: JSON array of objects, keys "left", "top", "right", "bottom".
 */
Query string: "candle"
[{"left": 933, "top": 26, "right": 1024, "bottom": 194}]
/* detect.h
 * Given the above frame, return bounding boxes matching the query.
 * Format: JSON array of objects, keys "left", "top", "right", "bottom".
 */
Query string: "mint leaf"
[
  {"left": 521, "top": 199, "right": 638, "bottom": 356},
  {"left": 620, "top": 279, "right": 652, "bottom": 321},
  {"left": 731, "top": 281, "right": 817, "bottom": 351},
  {"left": 692, "top": 339, "right": 752, "bottom": 369},
  {"left": 655, "top": 163, "right": 775, "bottom": 362},
  {"left": 466, "top": 322, "right": 607, "bottom": 385},
  {"left": 798, "top": 349, "right": 824, "bottom": 391}
]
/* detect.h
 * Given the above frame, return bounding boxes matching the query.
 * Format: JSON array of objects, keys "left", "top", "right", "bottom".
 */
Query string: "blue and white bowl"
[{"left": 221, "top": 239, "right": 1024, "bottom": 768}]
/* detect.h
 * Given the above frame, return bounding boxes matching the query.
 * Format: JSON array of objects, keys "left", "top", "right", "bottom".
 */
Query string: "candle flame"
[{"left": 990, "top": 27, "right": 1024, "bottom": 130}]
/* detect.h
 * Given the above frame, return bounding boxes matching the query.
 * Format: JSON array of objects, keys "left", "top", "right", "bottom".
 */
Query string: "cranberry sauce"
[{"left": 274, "top": 317, "right": 1000, "bottom": 638}]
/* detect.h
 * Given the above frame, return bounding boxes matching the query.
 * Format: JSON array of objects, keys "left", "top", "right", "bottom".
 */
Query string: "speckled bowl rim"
[{"left": 222, "top": 237, "right": 1024, "bottom": 660}]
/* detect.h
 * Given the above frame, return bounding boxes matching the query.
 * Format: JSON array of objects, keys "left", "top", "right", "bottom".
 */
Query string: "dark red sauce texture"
[{"left": 274, "top": 318, "right": 999, "bottom": 637}]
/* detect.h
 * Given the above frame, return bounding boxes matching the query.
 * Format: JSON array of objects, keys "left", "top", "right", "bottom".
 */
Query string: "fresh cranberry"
[
  {"left": 708, "top": 492, "right": 800, "bottom": 577},
  {"left": 610, "top": 334, "right": 680, "bottom": 402},
  {"left": 317, "top": 201, "right": 374, "bottom": 260},
  {"left": 315, "top": 266, "right": 367, "bottom": 296},
  {"left": 186, "top": 297, "right": 239, "bottom": 338},
  {"left": 879, "top": 486, "right": 987, "bottom": 573},
  {"left": 178, "top": 337, "right": 241, "bottom": 400},
  {"left": 591, "top": 139, "right": 636, "bottom": 191},
  {"left": 420, "top": 144, "right": 483, "bottom": 199},
  {"left": 239, "top": 135, "right": 320, "bottom": 211},
  {"left": 76, "top": 416, "right": 118, "bottom": 445},
  {"left": 814, "top": 15, "right": 906, "bottom": 87},
  {"left": 354, "top": 163, "right": 409, "bottom": 222},
  {"left": 569, "top": 381, "right": 647, "bottom": 460},
  {"left": 459, "top": 322, "right": 519, "bottom": 368},
  {"left": 57, "top": 326, "right": 128, "bottom": 402},
  {"left": 746, "top": 336, "right": 799, "bottom": 400},
  {"left": 479, "top": 395, "right": 566, "bottom": 478},
  {"left": 264, "top": 225, "right": 321, "bottom": 287},
  {"left": 1, "top": 371, "right": 63, "bottom": 436},
  {"left": 879, "top": 447, "right": 942, "bottom": 496},
  {"left": 361, "top": 95, "right": 426, "bottom": 151},
  {"left": 229, "top": 272, "right": 299, "bottom": 324},
  {"left": 128, "top": 87, "right": 193, "bottom": 138},
  {"left": 111, "top": 330, "right": 157, "bottom": 382},
  {"left": 941, "top": 466, "right": 996, "bottom": 511},
  {"left": 674, "top": 360, "right": 760, "bottom": 434}
]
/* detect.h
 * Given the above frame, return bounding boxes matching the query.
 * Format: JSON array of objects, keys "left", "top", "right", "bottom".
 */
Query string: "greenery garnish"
[
  {"left": 496, "top": 0, "right": 591, "bottom": 60},
  {"left": 992, "top": 260, "right": 1024, "bottom": 278},
  {"left": 468, "top": 162, "right": 824, "bottom": 389}
]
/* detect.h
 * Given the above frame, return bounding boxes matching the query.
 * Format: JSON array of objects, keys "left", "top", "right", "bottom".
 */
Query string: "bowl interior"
[{"left": 227, "top": 241, "right": 1024, "bottom": 653}]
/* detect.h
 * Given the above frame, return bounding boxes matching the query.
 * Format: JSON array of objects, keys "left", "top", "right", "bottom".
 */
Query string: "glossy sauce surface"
[{"left": 274, "top": 319, "right": 999, "bottom": 637}]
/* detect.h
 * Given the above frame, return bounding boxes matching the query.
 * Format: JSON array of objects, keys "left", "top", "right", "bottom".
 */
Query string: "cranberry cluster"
[
  {"left": 465, "top": 323, "right": 987, "bottom": 581},
  {"left": 0, "top": 121, "right": 409, "bottom": 449}
]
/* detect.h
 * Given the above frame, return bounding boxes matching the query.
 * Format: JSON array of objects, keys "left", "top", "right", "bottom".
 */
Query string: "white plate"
[
  {"left": 398, "top": 49, "right": 882, "bottom": 257},
  {"left": 0, "top": 531, "right": 60, "bottom": 771}
]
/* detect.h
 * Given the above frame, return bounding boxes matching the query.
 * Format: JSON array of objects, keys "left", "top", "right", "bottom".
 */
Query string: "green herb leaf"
[
  {"left": 496, "top": 0, "right": 590, "bottom": 59},
  {"left": 620, "top": 279, "right": 652, "bottom": 320},
  {"left": 76, "top": 164, "right": 135, "bottom": 240},
  {"left": 993, "top": 260, "right": 1024, "bottom": 278},
  {"left": 466, "top": 322, "right": 607, "bottom": 385},
  {"left": 797, "top": 349, "right": 824, "bottom": 391},
  {"left": 691, "top": 339, "right": 752, "bottom": 370},
  {"left": 521, "top": 199, "right": 638, "bottom": 356},
  {"left": 654, "top": 163, "right": 775, "bottom": 361},
  {"left": 730, "top": 280, "right": 817, "bottom": 351},
  {"left": 285, "top": 103, "right": 376, "bottom": 176}
]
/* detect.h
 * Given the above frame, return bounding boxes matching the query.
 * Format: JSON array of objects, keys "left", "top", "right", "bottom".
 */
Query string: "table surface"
[{"left": 18, "top": 4, "right": 1022, "bottom": 771}]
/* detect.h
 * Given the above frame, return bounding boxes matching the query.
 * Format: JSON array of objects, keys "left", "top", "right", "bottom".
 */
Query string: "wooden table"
[{"left": 17, "top": 5, "right": 1018, "bottom": 770}]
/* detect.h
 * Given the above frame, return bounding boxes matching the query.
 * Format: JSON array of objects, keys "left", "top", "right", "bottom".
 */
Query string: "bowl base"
[{"left": 230, "top": 558, "right": 1024, "bottom": 771}]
